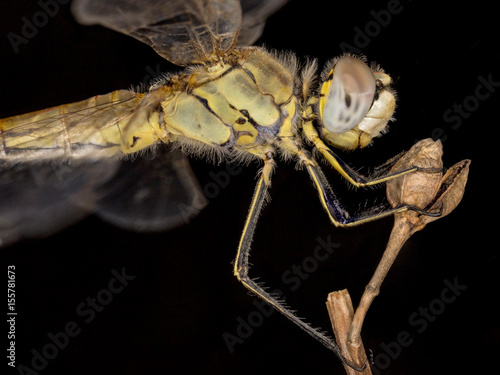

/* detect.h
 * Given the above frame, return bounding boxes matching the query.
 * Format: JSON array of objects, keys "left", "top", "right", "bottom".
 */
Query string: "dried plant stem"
[
  {"left": 327, "top": 290, "right": 372, "bottom": 375},
  {"left": 325, "top": 140, "right": 470, "bottom": 374},
  {"left": 349, "top": 214, "right": 414, "bottom": 346}
]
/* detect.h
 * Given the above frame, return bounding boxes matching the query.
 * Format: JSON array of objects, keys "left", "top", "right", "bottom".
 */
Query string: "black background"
[{"left": 0, "top": 1, "right": 496, "bottom": 374}]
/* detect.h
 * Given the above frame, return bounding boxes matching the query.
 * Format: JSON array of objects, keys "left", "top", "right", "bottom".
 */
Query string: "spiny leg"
[
  {"left": 305, "top": 158, "right": 414, "bottom": 227},
  {"left": 301, "top": 97, "right": 441, "bottom": 188},
  {"left": 279, "top": 136, "right": 440, "bottom": 227},
  {"left": 233, "top": 152, "right": 366, "bottom": 372}
]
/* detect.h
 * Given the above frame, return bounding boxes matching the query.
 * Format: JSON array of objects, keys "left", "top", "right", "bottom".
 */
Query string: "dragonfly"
[{"left": 0, "top": 0, "right": 438, "bottom": 370}]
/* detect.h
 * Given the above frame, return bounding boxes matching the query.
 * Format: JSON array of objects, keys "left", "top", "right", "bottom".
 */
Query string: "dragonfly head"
[{"left": 317, "top": 55, "right": 396, "bottom": 150}]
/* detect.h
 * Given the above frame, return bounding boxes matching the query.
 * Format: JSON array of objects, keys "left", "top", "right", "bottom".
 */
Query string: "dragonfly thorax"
[{"left": 155, "top": 47, "right": 300, "bottom": 161}]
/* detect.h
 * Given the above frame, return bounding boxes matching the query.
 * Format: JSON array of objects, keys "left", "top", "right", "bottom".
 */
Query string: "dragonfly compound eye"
[{"left": 320, "top": 57, "right": 376, "bottom": 134}]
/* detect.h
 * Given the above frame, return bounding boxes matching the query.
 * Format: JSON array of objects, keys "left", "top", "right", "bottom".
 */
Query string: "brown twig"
[
  {"left": 349, "top": 214, "right": 412, "bottom": 346},
  {"left": 327, "top": 290, "right": 372, "bottom": 375},
  {"left": 326, "top": 139, "right": 470, "bottom": 374},
  {"left": 349, "top": 141, "right": 470, "bottom": 346}
]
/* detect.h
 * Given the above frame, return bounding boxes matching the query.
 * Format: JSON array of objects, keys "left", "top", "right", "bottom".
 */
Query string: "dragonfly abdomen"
[{"left": 0, "top": 90, "right": 162, "bottom": 163}]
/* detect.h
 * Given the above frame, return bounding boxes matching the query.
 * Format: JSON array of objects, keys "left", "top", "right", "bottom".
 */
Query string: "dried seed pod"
[
  {"left": 417, "top": 158, "right": 471, "bottom": 227},
  {"left": 386, "top": 138, "right": 444, "bottom": 210},
  {"left": 386, "top": 138, "right": 470, "bottom": 232}
]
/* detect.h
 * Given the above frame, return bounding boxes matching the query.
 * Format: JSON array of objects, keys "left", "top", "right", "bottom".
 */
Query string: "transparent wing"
[
  {"left": 95, "top": 147, "right": 208, "bottom": 232},
  {"left": 1, "top": 95, "right": 206, "bottom": 245},
  {"left": 0, "top": 150, "right": 207, "bottom": 247},
  {"left": 72, "top": 0, "right": 243, "bottom": 66},
  {"left": 0, "top": 160, "right": 119, "bottom": 247},
  {"left": 237, "top": 0, "right": 288, "bottom": 46}
]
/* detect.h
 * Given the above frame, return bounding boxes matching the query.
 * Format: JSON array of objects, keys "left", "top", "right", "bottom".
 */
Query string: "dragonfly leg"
[
  {"left": 307, "top": 123, "right": 442, "bottom": 188},
  {"left": 233, "top": 154, "right": 366, "bottom": 372},
  {"left": 278, "top": 136, "right": 437, "bottom": 227},
  {"left": 301, "top": 100, "right": 442, "bottom": 188},
  {"left": 303, "top": 156, "right": 441, "bottom": 227}
]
